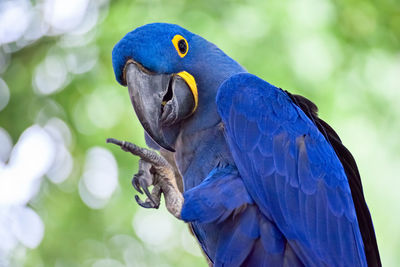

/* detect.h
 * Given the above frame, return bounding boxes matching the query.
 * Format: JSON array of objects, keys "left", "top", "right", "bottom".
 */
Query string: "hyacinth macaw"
[{"left": 108, "top": 23, "right": 380, "bottom": 266}]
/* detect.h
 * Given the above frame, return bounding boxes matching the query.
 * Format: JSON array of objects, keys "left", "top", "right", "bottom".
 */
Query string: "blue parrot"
[{"left": 109, "top": 23, "right": 380, "bottom": 266}]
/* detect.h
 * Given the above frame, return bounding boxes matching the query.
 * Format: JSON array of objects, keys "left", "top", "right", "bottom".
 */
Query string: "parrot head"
[{"left": 112, "top": 23, "right": 245, "bottom": 151}]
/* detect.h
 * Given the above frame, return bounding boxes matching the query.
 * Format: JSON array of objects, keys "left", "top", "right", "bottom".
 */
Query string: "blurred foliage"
[{"left": 1, "top": 0, "right": 400, "bottom": 266}]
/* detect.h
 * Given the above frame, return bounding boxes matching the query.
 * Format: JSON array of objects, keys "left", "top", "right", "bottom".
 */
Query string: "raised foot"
[{"left": 107, "top": 138, "right": 183, "bottom": 218}]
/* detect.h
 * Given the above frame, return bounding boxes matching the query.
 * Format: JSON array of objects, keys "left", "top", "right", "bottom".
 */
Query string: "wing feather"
[{"left": 217, "top": 73, "right": 368, "bottom": 266}]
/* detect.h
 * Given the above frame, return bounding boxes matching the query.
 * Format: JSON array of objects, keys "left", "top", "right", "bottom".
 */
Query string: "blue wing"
[
  {"left": 181, "top": 165, "right": 303, "bottom": 266},
  {"left": 216, "top": 73, "right": 367, "bottom": 266}
]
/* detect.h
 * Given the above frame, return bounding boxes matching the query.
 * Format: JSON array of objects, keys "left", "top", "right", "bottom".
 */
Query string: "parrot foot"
[
  {"left": 106, "top": 138, "right": 183, "bottom": 219},
  {"left": 132, "top": 159, "right": 161, "bottom": 209}
]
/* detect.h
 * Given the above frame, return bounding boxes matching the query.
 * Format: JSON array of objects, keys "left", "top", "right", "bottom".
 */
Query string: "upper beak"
[{"left": 124, "top": 60, "right": 196, "bottom": 152}]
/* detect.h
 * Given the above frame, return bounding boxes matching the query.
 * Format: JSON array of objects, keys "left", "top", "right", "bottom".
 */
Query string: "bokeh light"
[
  {"left": 132, "top": 208, "right": 176, "bottom": 249},
  {"left": 33, "top": 54, "right": 69, "bottom": 95},
  {"left": 0, "top": 125, "right": 55, "bottom": 206},
  {"left": 43, "top": 0, "right": 90, "bottom": 33},
  {"left": 0, "top": 128, "right": 12, "bottom": 163},
  {"left": 0, "top": 79, "right": 10, "bottom": 112},
  {"left": 44, "top": 117, "right": 74, "bottom": 184},
  {"left": 80, "top": 147, "right": 118, "bottom": 205},
  {"left": 0, "top": 0, "right": 32, "bottom": 45}
]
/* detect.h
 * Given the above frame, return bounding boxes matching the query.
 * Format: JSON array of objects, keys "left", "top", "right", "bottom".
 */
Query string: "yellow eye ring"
[{"left": 172, "top": 35, "right": 188, "bottom": 58}]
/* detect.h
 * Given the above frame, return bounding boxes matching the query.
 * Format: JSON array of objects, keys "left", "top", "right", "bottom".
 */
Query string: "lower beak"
[{"left": 124, "top": 61, "right": 196, "bottom": 152}]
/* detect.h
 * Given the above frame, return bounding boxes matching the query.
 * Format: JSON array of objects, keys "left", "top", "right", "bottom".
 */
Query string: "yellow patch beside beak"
[{"left": 177, "top": 71, "right": 198, "bottom": 112}]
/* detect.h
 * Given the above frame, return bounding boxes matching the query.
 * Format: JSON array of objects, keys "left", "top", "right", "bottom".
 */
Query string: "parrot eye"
[
  {"left": 172, "top": 35, "right": 189, "bottom": 58},
  {"left": 178, "top": 40, "right": 187, "bottom": 54}
]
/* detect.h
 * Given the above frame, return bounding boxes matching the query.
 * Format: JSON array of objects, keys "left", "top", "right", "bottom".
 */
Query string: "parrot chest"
[{"left": 174, "top": 123, "right": 234, "bottom": 191}]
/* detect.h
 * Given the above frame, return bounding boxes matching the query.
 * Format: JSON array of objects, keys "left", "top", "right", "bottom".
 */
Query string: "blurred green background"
[{"left": 0, "top": 0, "right": 399, "bottom": 266}]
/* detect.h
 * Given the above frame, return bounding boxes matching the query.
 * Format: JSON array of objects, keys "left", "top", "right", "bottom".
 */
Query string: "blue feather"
[
  {"left": 216, "top": 72, "right": 367, "bottom": 266},
  {"left": 181, "top": 166, "right": 253, "bottom": 223},
  {"left": 112, "top": 23, "right": 377, "bottom": 266}
]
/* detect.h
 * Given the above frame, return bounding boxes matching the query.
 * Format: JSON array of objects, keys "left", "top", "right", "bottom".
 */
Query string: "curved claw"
[
  {"left": 135, "top": 195, "right": 156, "bottom": 209},
  {"left": 139, "top": 179, "right": 156, "bottom": 206},
  {"left": 132, "top": 173, "right": 143, "bottom": 194},
  {"left": 107, "top": 138, "right": 175, "bottom": 212}
]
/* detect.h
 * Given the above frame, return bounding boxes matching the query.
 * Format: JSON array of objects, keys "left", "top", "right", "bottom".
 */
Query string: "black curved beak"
[{"left": 124, "top": 61, "right": 196, "bottom": 152}]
